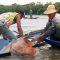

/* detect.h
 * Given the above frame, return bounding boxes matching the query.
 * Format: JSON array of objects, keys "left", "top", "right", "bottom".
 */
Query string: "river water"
[
  {"left": 0, "top": 15, "right": 60, "bottom": 60},
  {"left": 0, "top": 45, "right": 60, "bottom": 60}
]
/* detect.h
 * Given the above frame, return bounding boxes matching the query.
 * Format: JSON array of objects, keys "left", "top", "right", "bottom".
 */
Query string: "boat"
[
  {"left": 44, "top": 36, "right": 60, "bottom": 48},
  {"left": 26, "top": 31, "right": 60, "bottom": 48},
  {"left": 0, "top": 30, "right": 60, "bottom": 56},
  {"left": 0, "top": 39, "right": 11, "bottom": 57}
]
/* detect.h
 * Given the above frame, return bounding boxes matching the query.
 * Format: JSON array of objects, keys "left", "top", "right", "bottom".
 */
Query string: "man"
[
  {"left": 0, "top": 10, "right": 24, "bottom": 40},
  {"left": 33, "top": 4, "right": 60, "bottom": 47}
]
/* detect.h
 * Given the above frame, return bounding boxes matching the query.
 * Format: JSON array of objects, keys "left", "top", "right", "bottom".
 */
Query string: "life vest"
[{"left": 0, "top": 12, "right": 17, "bottom": 26}]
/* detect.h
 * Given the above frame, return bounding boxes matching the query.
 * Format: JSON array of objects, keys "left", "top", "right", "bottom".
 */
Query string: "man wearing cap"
[{"left": 33, "top": 4, "right": 60, "bottom": 47}]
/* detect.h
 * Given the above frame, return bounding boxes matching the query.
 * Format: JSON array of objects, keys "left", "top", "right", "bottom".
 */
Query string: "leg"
[{"left": 0, "top": 25, "right": 17, "bottom": 40}]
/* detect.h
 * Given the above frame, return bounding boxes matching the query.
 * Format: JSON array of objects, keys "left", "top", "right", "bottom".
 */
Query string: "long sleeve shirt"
[{"left": 43, "top": 13, "right": 60, "bottom": 37}]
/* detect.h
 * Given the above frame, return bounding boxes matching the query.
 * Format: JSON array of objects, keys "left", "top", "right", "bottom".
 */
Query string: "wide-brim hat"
[{"left": 44, "top": 5, "right": 57, "bottom": 14}]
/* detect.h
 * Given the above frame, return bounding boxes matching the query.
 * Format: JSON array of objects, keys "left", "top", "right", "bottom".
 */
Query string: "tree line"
[{"left": 0, "top": 2, "right": 60, "bottom": 15}]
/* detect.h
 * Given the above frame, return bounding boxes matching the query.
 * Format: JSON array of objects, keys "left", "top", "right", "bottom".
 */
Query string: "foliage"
[{"left": 0, "top": 2, "right": 60, "bottom": 15}]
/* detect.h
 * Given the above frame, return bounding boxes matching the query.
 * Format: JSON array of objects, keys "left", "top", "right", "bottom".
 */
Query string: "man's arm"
[
  {"left": 32, "top": 21, "right": 56, "bottom": 42},
  {"left": 16, "top": 14, "right": 24, "bottom": 37}
]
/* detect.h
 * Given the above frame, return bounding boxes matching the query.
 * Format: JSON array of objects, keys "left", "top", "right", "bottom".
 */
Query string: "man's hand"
[
  {"left": 37, "top": 34, "right": 45, "bottom": 40},
  {"left": 29, "top": 33, "right": 45, "bottom": 44}
]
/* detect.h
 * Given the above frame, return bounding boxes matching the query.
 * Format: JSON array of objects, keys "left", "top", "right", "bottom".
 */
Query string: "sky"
[{"left": 0, "top": 0, "right": 60, "bottom": 5}]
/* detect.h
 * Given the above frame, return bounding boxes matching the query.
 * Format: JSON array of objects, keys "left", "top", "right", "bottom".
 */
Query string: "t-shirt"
[{"left": 0, "top": 12, "right": 17, "bottom": 26}]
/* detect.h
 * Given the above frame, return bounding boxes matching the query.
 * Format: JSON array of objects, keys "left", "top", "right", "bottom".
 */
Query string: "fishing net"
[{"left": 11, "top": 37, "right": 37, "bottom": 56}]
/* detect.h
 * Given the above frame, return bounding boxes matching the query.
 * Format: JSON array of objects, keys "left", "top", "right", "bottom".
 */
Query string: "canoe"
[
  {"left": 27, "top": 31, "right": 60, "bottom": 47},
  {"left": 0, "top": 39, "right": 11, "bottom": 57},
  {"left": 44, "top": 36, "right": 60, "bottom": 47},
  {"left": 0, "top": 30, "right": 60, "bottom": 56},
  {"left": 26, "top": 31, "right": 60, "bottom": 47}
]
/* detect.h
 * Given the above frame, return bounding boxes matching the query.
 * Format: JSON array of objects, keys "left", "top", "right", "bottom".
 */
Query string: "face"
[{"left": 47, "top": 13, "right": 56, "bottom": 20}]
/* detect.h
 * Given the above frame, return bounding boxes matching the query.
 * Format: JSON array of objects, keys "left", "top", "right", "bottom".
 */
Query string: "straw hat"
[{"left": 44, "top": 5, "right": 57, "bottom": 14}]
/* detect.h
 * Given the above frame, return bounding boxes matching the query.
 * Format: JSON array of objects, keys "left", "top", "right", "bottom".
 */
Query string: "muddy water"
[{"left": 0, "top": 45, "right": 60, "bottom": 60}]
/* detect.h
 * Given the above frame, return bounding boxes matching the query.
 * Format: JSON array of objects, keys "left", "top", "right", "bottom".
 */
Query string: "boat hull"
[{"left": 0, "top": 31, "right": 60, "bottom": 56}]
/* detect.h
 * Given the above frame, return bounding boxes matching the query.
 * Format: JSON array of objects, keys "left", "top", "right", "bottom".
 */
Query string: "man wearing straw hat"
[{"left": 33, "top": 4, "right": 60, "bottom": 47}]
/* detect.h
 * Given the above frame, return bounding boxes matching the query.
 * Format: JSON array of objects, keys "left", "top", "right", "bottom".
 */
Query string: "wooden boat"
[
  {"left": 0, "top": 39, "right": 11, "bottom": 57},
  {"left": 0, "top": 30, "right": 60, "bottom": 56},
  {"left": 27, "top": 31, "right": 60, "bottom": 48}
]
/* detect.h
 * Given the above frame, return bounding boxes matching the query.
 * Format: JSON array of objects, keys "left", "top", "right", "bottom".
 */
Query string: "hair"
[
  {"left": 13, "top": 10, "right": 24, "bottom": 24},
  {"left": 16, "top": 9, "right": 24, "bottom": 18}
]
